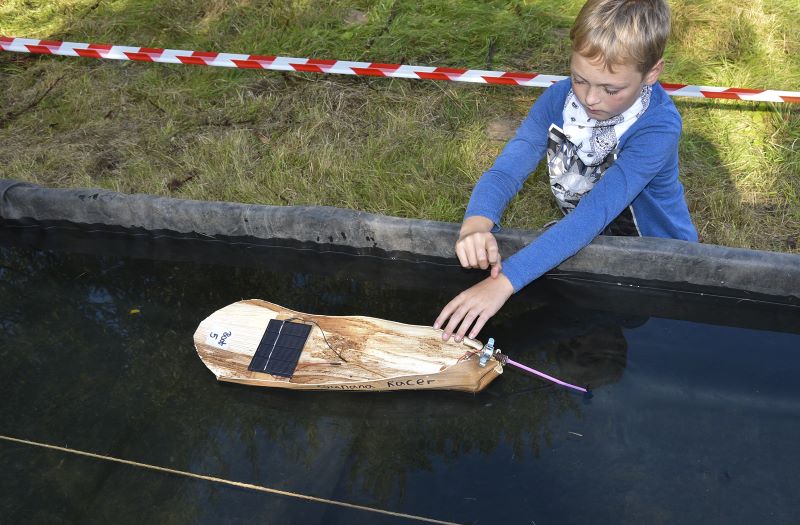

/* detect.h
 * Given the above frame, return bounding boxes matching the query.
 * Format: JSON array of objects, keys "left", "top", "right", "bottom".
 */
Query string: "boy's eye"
[{"left": 605, "top": 89, "right": 619, "bottom": 95}]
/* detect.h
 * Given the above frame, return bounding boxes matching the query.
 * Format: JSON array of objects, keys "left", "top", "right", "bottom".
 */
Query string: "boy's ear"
[{"left": 644, "top": 59, "right": 664, "bottom": 86}]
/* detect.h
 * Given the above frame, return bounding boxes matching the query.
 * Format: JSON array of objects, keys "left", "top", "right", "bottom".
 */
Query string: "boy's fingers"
[
  {"left": 453, "top": 310, "right": 479, "bottom": 342},
  {"left": 442, "top": 303, "right": 471, "bottom": 341},
  {"left": 468, "top": 315, "right": 490, "bottom": 340},
  {"left": 434, "top": 300, "right": 456, "bottom": 332},
  {"left": 476, "top": 246, "right": 489, "bottom": 270},
  {"left": 434, "top": 296, "right": 467, "bottom": 339},
  {"left": 456, "top": 238, "right": 477, "bottom": 268},
  {"left": 456, "top": 233, "right": 500, "bottom": 271},
  {"left": 455, "top": 245, "right": 470, "bottom": 269},
  {"left": 456, "top": 238, "right": 478, "bottom": 268},
  {"left": 486, "top": 238, "right": 500, "bottom": 265},
  {"left": 465, "top": 246, "right": 479, "bottom": 268},
  {"left": 486, "top": 237, "right": 500, "bottom": 275},
  {"left": 489, "top": 255, "right": 502, "bottom": 278}
]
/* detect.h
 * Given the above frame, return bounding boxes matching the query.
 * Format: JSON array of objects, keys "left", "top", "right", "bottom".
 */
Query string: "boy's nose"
[{"left": 585, "top": 86, "right": 601, "bottom": 106}]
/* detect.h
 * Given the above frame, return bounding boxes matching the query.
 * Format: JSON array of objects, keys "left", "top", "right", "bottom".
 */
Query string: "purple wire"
[{"left": 504, "top": 357, "right": 588, "bottom": 393}]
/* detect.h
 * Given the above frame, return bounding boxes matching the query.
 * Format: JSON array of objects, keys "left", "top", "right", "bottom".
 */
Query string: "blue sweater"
[{"left": 465, "top": 79, "right": 698, "bottom": 292}]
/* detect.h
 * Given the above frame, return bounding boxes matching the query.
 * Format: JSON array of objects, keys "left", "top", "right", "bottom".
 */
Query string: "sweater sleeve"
[
  {"left": 464, "top": 81, "right": 567, "bottom": 224},
  {"left": 500, "top": 107, "right": 682, "bottom": 291}
]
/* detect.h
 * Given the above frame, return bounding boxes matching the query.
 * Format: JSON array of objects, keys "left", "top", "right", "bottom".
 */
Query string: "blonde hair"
[{"left": 570, "top": 0, "right": 671, "bottom": 73}]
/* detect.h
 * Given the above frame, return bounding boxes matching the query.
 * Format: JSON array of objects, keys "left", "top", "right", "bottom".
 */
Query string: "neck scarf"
[{"left": 562, "top": 84, "right": 653, "bottom": 166}]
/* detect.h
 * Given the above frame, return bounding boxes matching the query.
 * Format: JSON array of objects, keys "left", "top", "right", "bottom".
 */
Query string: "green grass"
[{"left": 1, "top": 0, "right": 798, "bottom": 252}]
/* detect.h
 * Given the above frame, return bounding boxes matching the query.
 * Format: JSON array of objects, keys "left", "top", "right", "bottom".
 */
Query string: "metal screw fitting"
[{"left": 478, "top": 338, "right": 495, "bottom": 367}]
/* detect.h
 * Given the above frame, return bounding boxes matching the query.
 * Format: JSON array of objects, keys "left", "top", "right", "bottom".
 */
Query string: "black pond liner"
[
  {"left": 2, "top": 179, "right": 798, "bottom": 308},
  {"left": 2, "top": 180, "right": 800, "bottom": 525}
]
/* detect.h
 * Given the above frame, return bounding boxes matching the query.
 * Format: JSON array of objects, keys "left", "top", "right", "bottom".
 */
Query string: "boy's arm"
[
  {"left": 501, "top": 116, "right": 681, "bottom": 291},
  {"left": 436, "top": 82, "right": 566, "bottom": 341},
  {"left": 436, "top": 117, "right": 679, "bottom": 342},
  {"left": 463, "top": 80, "right": 568, "bottom": 225},
  {"left": 452, "top": 81, "right": 567, "bottom": 281}
]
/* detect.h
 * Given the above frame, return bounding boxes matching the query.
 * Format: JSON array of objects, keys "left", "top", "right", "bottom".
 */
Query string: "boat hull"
[{"left": 193, "top": 300, "right": 503, "bottom": 393}]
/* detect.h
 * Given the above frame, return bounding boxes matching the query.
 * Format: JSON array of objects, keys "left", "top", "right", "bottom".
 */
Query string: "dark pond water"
[{"left": 1, "top": 223, "right": 799, "bottom": 525}]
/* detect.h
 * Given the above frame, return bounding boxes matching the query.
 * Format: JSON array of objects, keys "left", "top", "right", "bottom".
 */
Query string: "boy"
[{"left": 434, "top": 0, "right": 697, "bottom": 342}]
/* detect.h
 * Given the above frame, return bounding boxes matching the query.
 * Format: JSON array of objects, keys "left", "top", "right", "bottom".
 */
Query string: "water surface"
[{"left": 1, "top": 225, "right": 798, "bottom": 524}]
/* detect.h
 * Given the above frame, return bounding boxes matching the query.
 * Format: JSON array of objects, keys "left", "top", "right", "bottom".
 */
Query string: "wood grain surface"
[{"left": 194, "top": 300, "right": 503, "bottom": 392}]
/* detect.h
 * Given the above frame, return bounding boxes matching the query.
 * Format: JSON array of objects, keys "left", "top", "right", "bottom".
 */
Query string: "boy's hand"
[
  {"left": 456, "top": 216, "right": 502, "bottom": 278},
  {"left": 434, "top": 274, "right": 514, "bottom": 342}
]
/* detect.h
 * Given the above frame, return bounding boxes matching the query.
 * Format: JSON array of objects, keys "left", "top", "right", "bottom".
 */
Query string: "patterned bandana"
[{"left": 561, "top": 85, "right": 652, "bottom": 166}]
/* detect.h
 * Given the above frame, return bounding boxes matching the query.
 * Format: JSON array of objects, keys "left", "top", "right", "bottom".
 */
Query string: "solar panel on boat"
[{"left": 248, "top": 319, "right": 312, "bottom": 378}]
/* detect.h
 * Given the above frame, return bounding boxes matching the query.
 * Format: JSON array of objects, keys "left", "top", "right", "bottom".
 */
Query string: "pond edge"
[{"left": 1, "top": 179, "right": 798, "bottom": 302}]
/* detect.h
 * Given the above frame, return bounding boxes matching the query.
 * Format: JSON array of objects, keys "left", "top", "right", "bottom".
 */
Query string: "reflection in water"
[
  {"left": 0, "top": 239, "right": 592, "bottom": 519},
  {"left": 1, "top": 227, "right": 799, "bottom": 524},
  {"left": 495, "top": 304, "right": 635, "bottom": 392}
]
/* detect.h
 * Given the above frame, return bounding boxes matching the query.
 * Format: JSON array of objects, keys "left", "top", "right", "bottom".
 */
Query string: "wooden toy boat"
[{"left": 193, "top": 299, "right": 503, "bottom": 392}]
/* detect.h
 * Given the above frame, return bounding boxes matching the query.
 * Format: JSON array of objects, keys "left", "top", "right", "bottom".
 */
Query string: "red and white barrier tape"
[{"left": 2, "top": 37, "right": 798, "bottom": 104}]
